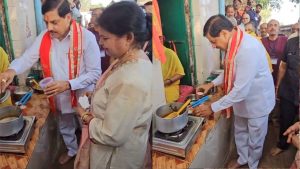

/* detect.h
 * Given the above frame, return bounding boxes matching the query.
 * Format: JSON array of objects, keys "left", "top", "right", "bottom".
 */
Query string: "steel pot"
[
  {"left": 0, "top": 106, "right": 24, "bottom": 137},
  {"left": 0, "top": 90, "right": 11, "bottom": 104},
  {"left": 154, "top": 102, "right": 188, "bottom": 133}
]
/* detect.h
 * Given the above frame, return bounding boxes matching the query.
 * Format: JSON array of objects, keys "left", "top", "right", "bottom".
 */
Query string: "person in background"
[
  {"left": 0, "top": 0, "right": 101, "bottom": 165},
  {"left": 228, "top": 16, "right": 238, "bottom": 27},
  {"left": 144, "top": 1, "right": 152, "bottom": 14},
  {"left": 74, "top": 2, "right": 153, "bottom": 169},
  {"left": 88, "top": 8, "right": 104, "bottom": 31},
  {"left": 88, "top": 8, "right": 109, "bottom": 72},
  {"left": 193, "top": 15, "right": 275, "bottom": 169},
  {"left": 245, "top": 5, "right": 259, "bottom": 29},
  {"left": 0, "top": 47, "right": 12, "bottom": 108},
  {"left": 291, "top": 22, "right": 300, "bottom": 33},
  {"left": 68, "top": 0, "right": 81, "bottom": 23},
  {"left": 226, "top": 5, "right": 238, "bottom": 26},
  {"left": 160, "top": 36, "right": 185, "bottom": 103},
  {"left": 226, "top": 5, "right": 235, "bottom": 18},
  {"left": 255, "top": 4, "right": 262, "bottom": 26},
  {"left": 245, "top": 21, "right": 257, "bottom": 36},
  {"left": 245, "top": 22, "right": 273, "bottom": 72},
  {"left": 233, "top": 0, "right": 244, "bottom": 25},
  {"left": 239, "top": 13, "right": 251, "bottom": 30},
  {"left": 288, "top": 22, "right": 300, "bottom": 39},
  {"left": 143, "top": 13, "right": 153, "bottom": 62},
  {"left": 233, "top": 0, "right": 242, "bottom": 10},
  {"left": 0, "top": 47, "right": 9, "bottom": 77},
  {"left": 259, "top": 22, "right": 268, "bottom": 38},
  {"left": 270, "top": 32, "right": 299, "bottom": 156},
  {"left": 245, "top": 0, "right": 260, "bottom": 29},
  {"left": 247, "top": 0, "right": 256, "bottom": 7},
  {"left": 261, "top": 19, "right": 288, "bottom": 129},
  {"left": 262, "top": 19, "right": 288, "bottom": 85},
  {"left": 283, "top": 121, "right": 300, "bottom": 169}
]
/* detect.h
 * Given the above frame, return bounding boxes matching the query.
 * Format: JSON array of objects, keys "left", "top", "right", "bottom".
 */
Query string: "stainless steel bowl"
[
  {"left": 0, "top": 106, "right": 24, "bottom": 137},
  {"left": 0, "top": 90, "right": 11, "bottom": 103},
  {"left": 154, "top": 102, "right": 188, "bottom": 133}
]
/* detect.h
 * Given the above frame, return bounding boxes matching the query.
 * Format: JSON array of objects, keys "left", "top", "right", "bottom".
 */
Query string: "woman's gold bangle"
[{"left": 81, "top": 112, "right": 89, "bottom": 121}]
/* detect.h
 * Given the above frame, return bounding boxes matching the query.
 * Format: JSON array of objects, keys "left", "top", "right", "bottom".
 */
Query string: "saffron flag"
[{"left": 153, "top": 0, "right": 166, "bottom": 63}]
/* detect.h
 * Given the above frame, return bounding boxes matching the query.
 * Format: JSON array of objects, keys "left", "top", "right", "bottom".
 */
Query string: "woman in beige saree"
[{"left": 74, "top": 1, "right": 153, "bottom": 169}]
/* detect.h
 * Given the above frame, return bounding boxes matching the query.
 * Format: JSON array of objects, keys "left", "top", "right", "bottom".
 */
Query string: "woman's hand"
[
  {"left": 164, "top": 79, "right": 173, "bottom": 86},
  {"left": 74, "top": 105, "right": 85, "bottom": 117},
  {"left": 74, "top": 105, "right": 94, "bottom": 124}
]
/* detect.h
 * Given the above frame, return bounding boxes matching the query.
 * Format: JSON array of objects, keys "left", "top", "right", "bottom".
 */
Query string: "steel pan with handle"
[
  {"left": 154, "top": 102, "right": 188, "bottom": 133},
  {"left": 0, "top": 106, "right": 24, "bottom": 137}
]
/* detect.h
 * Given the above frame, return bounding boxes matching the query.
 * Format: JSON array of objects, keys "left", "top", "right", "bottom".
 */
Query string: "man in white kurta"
[
  {"left": 0, "top": 0, "right": 101, "bottom": 165},
  {"left": 194, "top": 15, "right": 275, "bottom": 169},
  {"left": 210, "top": 34, "right": 275, "bottom": 169}
]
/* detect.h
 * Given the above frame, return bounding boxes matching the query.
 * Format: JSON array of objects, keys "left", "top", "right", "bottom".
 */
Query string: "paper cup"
[{"left": 39, "top": 77, "right": 54, "bottom": 89}]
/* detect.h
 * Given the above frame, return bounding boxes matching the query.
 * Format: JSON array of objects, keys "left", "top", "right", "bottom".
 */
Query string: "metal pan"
[
  {"left": 0, "top": 106, "right": 24, "bottom": 137},
  {"left": 154, "top": 102, "right": 188, "bottom": 133},
  {"left": 0, "top": 90, "right": 10, "bottom": 104}
]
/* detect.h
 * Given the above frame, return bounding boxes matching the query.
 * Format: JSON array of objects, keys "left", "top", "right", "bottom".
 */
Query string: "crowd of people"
[{"left": 0, "top": 0, "right": 298, "bottom": 169}]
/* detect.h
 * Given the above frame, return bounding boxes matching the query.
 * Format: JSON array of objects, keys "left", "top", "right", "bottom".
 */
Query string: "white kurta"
[
  {"left": 9, "top": 29, "right": 102, "bottom": 114},
  {"left": 9, "top": 28, "right": 102, "bottom": 156},
  {"left": 89, "top": 58, "right": 153, "bottom": 169},
  {"left": 210, "top": 34, "right": 275, "bottom": 169},
  {"left": 211, "top": 33, "right": 275, "bottom": 118}
]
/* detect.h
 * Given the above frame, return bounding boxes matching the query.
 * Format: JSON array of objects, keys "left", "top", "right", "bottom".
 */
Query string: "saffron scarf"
[
  {"left": 39, "top": 20, "right": 83, "bottom": 113},
  {"left": 223, "top": 27, "right": 244, "bottom": 118}
]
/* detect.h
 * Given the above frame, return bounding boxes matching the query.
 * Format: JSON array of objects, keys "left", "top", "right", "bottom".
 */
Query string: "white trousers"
[
  {"left": 58, "top": 113, "right": 79, "bottom": 157},
  {"left": 234, "top": 115, "right": 268, "bottom": 169}
]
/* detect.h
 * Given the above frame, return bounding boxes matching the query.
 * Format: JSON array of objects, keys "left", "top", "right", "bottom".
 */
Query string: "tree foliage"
[{"left": 256, "top": 0, "right": 299, "bottom": 9}]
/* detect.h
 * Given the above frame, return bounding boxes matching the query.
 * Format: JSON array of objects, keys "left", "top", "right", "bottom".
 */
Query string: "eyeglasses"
[{"left": 242, "top": 18, "right": 249, "bottom": 19}]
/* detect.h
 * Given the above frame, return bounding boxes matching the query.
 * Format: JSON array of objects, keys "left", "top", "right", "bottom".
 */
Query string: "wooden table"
[
  {"left": 0, "top": 94, "right": 50, "bottom": 169},
  {"left": 152, "top": 88, "right": 224, "bottom": 169}
]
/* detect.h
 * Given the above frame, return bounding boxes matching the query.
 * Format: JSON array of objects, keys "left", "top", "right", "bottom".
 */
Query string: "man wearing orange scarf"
[
  {"left": 192, "top": 15, "right": 275, "bottom": 169},
  {"left": 0, "top": 0, "right": 101, "bottom": 165}
]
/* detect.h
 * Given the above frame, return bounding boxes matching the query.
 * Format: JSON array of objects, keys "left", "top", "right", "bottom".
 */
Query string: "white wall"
[
  {"left": 7, "top": 0, "right": 37, "bottom": 85},
  {"left": 191, "top": 0, "right": 221, "bottom": 84}
]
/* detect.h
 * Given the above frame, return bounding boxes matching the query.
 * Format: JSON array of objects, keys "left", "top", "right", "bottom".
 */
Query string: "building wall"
[
  {"left": 191, "top": 0, "right": 221, "bottom": 84},
  {"left": 7, "top": 0, "right": 37, "bottom": 84}
]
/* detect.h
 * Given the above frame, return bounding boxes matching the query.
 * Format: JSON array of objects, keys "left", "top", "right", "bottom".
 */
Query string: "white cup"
[{"left": 39, "top": 77, "right": 54, "bottom": 89}]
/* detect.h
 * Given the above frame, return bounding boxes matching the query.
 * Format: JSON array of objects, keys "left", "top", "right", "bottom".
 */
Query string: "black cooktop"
[
  {"left": 0, "top": 120, "right": 26, "bottom": 141},
  {"left": 154, "top": 120, "right": 194, "bottom": 142}
]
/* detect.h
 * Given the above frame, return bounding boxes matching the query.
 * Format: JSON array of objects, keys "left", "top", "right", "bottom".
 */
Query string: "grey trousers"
[
  {"left": 58, "top": 113, "right": 79, "bottom": 157},
  {"left": 234, "top": 115, "right": 268, "bottom": 169}
]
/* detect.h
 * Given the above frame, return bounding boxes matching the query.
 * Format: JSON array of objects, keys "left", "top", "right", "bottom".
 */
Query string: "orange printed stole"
[
  {"left": 39, "top": 20, "right": 83, "bottom": 113},
  {"left": 223, "top": 27, "right": 244, "bottom": 117}
]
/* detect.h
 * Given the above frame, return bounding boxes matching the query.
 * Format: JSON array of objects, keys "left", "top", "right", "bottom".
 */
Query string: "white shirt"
[
  {"left": 211, "top": 34, "right": 275, "bottom": 118},
  {"left": 10, "top": 28, "right": 102, "bottom": 114}
]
